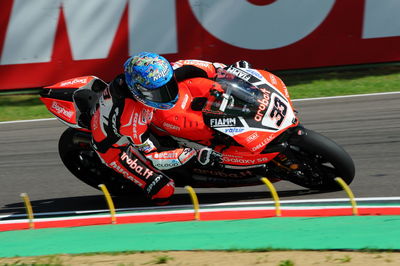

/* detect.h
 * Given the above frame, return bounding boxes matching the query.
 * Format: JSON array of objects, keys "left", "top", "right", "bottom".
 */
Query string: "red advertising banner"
[{"left": 0, "top": 0, "right": 400, "bottom": 90}]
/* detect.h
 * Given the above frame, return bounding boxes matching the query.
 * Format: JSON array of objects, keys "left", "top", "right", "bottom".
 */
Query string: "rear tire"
[{"left": 58, "top": 128, "right": 143, "bottom": 196}]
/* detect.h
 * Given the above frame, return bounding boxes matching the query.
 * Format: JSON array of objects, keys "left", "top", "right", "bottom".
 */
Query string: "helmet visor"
[{"left": 135, "top": 77, "right": 178, "bottom": 103}]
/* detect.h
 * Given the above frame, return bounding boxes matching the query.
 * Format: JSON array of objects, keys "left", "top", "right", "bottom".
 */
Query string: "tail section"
[{"left": 40, "top": 76, "right": 107, "bottom": 129}]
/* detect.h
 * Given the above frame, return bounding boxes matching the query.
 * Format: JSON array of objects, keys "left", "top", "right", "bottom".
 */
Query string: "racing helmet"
[{"left": 124, "top": 52, "right": 178, "bottom": 110}]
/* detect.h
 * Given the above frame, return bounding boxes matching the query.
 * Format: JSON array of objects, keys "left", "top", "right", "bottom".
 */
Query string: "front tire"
[{"left": 286, "top": 127, "right": 355, "bottom": 190}]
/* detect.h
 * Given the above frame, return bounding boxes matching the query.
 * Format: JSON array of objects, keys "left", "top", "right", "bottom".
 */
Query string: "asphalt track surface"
[{"left": 1, "top": 93, "right": 399, "bottom": 217}]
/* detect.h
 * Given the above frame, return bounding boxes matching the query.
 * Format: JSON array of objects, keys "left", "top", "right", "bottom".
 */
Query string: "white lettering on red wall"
[
  {"left": 0, "top": 0, "right": 176, "bottom": 64},
  {"left": 362, "top": 0, "right": 400, "bottom": 39},
  {"left": 0, "top": 0, "right": 399, "bottom": 90},
  {"left": 189, "top": 0, "right": 335, "bottom": 50}
]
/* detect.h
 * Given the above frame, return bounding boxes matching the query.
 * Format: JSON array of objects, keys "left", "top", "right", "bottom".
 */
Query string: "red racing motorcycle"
[{"left": 40, "top": 67, "right": 355, "bottom": 195}]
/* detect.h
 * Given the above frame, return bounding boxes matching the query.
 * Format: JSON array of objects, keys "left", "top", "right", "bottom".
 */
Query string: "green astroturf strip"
[{"left": 1, "top": 216, "right": 399, "bottom": 257}]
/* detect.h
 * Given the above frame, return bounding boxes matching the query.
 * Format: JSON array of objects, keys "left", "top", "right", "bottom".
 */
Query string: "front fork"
[{"left": 264, "top": 125, "right": 307, "bottom": 180}]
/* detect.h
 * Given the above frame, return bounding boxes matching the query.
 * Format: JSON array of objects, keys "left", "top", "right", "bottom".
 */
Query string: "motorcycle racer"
[
  {"left": 40, "top": 53, "right": 355, "bottom": 199},
  {"left": 90, "top": 52, "right": 230, "bottom": 204}
]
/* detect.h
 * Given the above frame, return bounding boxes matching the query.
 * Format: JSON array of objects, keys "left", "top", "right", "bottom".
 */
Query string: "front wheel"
[{"left": 282, "top": 127, "right": 355, "bottom": 190}]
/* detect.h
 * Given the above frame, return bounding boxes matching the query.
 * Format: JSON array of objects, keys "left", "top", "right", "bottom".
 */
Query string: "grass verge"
[
  {"left": 0, "top": 94, "right": 53, "bottom": 122},
  {"left": 1, "top": 65, "right": 399, "bottom": 122},
  {"left": 278, "top": 64, "right": 400, "bottom": 99}
]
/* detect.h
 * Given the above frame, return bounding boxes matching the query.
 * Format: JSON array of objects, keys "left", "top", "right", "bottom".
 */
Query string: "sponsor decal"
[
  {"left": 210, "top": 117, "right": 236, "bottom": 127},
  {"left": 153, "top": 152, "right": 179, "bottom": 160},
  {"left": 251, "top": 135, "right": 275, "bottom": 152},
  {"left": 194, "top": 168, "right": 254, "bottom": 178},
  {"left": 226, "top": 66, "right": 251, "bottom": 81},
  {"left": 223, "top": 127, "right": 244, "bottom": 134},
  {"left": 181, "top": 94, "right": 189, "bottom": 109},
  {"left": 163, "top": 122, "right": 180, "bottom": 131},
  {"left": 244, "top": 69, "right": 264, "bottom": 80},
  {"left": 60, "top": 78, "right": 88, "bottom": 87},
  {"left": 223, "top": 155, "right": 271, "bottom": 164},
  {"left": 132, "top": 113, "right": 139, "bottom": 139},
  {"left": 146, "top": 150, "right": 185, "bottom": 170},
  {"left": 178, "top": 148, "right": 197, "bottom": 164},
  {"left": 172, "top": 61, "right": 183, "bottom": 69},
  {"left": 120, "top": 152, "right": 154, "bottom": 179},
  {"left": 254, "top": 88, "right": 271, "bottom": 122},
  {"left": 183, "top": 60, "right": 211, "bottom": 68},
  {"left": 282, "top": 84, "right": 290, "bottom": 99},
  {"left": 152, "top": 162, "right": 180, "bottom": 169},
  {"left": 269, "top": 74, "right": 277, "bottom": 85},
  {"left": 255, "top": 157, "right": 271, "bottom": 164},
  {"left": 51, "top": 101, "right": 74, "bottom": 118},
  {"left": 146, "top": 175, "right": 162, "bottom": 194},
  {"left": 246, "top": 132, "right": 259, "bottom": 143},
  {"left": 111, "top": 107, "right": 120, "bottom": 137},
  {"left": 223, "top": 157, "right": 256, "bottom": 164},
  {"left": 109, "top": 161, "right": 143, "bottom": 187}
]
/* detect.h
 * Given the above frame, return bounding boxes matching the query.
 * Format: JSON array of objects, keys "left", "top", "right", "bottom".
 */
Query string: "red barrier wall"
[{"left": 0, "top": 0, "right": 399, "bottom": 90}]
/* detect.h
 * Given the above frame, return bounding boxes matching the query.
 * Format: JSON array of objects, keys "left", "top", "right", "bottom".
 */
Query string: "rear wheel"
[
  {"left": 58, "top": 128, "right": 143, "bottom": 196},
  {"left": 281, "top": 127, "right": 355, "bottom": 190}
]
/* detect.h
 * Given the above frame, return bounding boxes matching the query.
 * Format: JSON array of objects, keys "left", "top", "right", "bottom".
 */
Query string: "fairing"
[
  {"left": 151, "top": 78, "right": 215, "bottom": 145},
  {"left": 203, "top": 67, "right": 298, "bottom": 153},
  {"left": 152, "top": 67, "right": 298, "bottom": 157}
]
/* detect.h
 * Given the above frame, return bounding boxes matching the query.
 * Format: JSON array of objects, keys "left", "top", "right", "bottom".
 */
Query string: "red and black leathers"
[{"left": 90, "top": 59, "right": 224, "bottom": 203}]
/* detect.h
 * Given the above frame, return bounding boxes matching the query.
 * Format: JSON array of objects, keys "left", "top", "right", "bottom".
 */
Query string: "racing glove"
[{"left": 197, "top": 147, "right": 223, "bottom": 168}]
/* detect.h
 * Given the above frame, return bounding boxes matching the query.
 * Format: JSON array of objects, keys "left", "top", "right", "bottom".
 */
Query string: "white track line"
[
  {"left": 1, "top": 197, "right": 400, "bottom": 220},
  {"left": 0, "top": 117, "right": 56, "bottom": 125},
  {"left": 2, "top": 204, "right": 400, "bottom": 225},
  {"left": 293, "top": 91, "right": 400, "bottom": 102}
]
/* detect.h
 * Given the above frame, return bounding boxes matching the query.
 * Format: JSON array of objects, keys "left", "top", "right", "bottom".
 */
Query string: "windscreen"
[{"left": 204, "top": 71, "right": 267, "bottom": 118}]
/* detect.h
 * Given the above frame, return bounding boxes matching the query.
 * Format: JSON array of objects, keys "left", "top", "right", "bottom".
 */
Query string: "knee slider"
[{"left": 146, "top": 174, "right": 175, "bottom": 201}]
